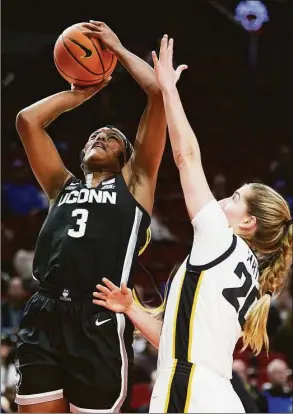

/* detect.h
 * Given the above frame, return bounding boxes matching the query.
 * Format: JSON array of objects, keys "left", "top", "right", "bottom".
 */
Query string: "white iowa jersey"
[{"left": 158, "top": 200, "right": 259, "bottom": 380}]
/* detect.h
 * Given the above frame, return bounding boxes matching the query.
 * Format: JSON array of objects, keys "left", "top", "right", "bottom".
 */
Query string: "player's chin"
[
  {"left": 85, "top": 153, "right": 111, "bottom": 170},
  {"left": 86, "top": 148, "right": 108, "bottom": 161}
]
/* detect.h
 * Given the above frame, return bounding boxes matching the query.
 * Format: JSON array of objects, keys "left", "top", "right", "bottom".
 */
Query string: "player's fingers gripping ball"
[{"left": 54, "top": 23, "right": 117, "bottom": 86}]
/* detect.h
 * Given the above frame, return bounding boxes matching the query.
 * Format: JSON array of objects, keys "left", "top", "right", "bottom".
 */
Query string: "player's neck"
[{"left": 84, "top": 171, "right": 116, "bottom": 188}]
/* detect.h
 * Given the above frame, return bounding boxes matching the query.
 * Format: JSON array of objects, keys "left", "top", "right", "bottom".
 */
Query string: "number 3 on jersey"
[
  {"left": 68, "top": 209, "right": 89, "bottom": 238},
  {"left": 222, "top": 262, "right": 259, "bottom": 328}
]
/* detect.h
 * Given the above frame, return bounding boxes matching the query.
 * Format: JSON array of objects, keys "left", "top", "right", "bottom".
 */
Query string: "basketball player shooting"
[
  {"left": 14, "top": 22, "right": 184, "bottom": 414},
  {"left": 93, "top": 35, "right": 293, "bottom": 413}
]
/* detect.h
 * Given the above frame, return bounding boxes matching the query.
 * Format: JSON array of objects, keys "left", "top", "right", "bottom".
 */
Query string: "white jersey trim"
[
  {"left": 112, "top": 313, "right": 128, "bottom": 413},
  {"left": 121, "top": 206, "right": 143, "bottom": 285},
  {"left": 187, "top": 234, "right": 238, "bottom": 271},
  {"left": 16, "top": 389, "right": 63, "bottom": 405},
  {"left": 70, "top": 403, "right": 120, "bottom": 413},
  {"left": 110, "top": 206, "right": 142, "bottom": 412}
]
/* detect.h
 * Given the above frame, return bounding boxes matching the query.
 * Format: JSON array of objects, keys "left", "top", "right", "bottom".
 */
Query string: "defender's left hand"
[{"left": 82, "top": 21, "right": 122, "bottom": 54}]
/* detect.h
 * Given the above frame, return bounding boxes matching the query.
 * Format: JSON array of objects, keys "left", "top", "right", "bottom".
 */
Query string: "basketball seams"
[
  {"left": 54, "top": 24, "right": 117, "bottom": 86},
  {"left": 61, "top": 34, "right": 104, "bottom": 76},
  {"left": 103, "top": 52, "right": 116, "bottom": 77},
  {"left": 54, "top": 57, "right": 101, "bottom": 84},
  {"left": 75, "top": 25, "right": 116, "bottom": 78},
  {"left": 87, "top": 38, "right": 106, "bottom": 79},
  {"left": 76, "top": 26, "right": 106, "bottom": 79},
  {"left": 103, "top": 44, "right": 115, "bottom": 73}
]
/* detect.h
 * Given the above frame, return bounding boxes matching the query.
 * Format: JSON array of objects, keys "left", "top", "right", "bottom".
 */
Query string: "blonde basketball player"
[{"left": 93, "top": 35, "right": 293, "bottom": 413}]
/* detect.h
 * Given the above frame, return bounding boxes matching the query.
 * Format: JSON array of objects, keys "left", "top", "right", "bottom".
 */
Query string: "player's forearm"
[
  {"left": 115, "top": 45, "right": 160, "bottom": 96},
  {"left": 17, "top": 91, "right": 85, "bottom": 128},
  {"left": 125, "top": 302, "right": 162, "bottom": 348},
  {"left": 162, "top": 86, "right": 201, "bottom": 166}
]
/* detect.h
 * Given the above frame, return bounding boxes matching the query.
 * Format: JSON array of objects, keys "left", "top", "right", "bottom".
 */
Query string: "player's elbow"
[
  {"left": 16, "top": 109, "right": 41, "bottom": 134},
  {"left": 16, "top": 109, "right": 32, "bottom": 128},
  {"left": 16, "top": 110, "right": 30, "bottom": 133}
]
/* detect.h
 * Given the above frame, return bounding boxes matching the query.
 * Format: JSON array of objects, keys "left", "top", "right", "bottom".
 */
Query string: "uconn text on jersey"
[{"left": 58, "top": 189, "right": 117, "bottom": 206}]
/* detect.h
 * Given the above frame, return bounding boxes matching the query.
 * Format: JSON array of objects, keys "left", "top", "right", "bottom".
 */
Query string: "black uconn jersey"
[
  {"left": 16, "top": 174, "right": 150, "bottom": 411},
  {"left": 33, "top": 173, "right": 150, "bottom": 297}
]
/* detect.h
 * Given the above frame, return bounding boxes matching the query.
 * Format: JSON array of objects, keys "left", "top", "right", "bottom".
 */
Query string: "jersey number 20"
[
  {"left": 222, "top": 262, "right": 259, "bottom": 328},
  {"left": 68, "top": 209, "right": 89, "bottom": 238}
]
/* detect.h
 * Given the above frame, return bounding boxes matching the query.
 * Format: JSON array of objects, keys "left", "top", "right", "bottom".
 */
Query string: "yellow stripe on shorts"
[{"left": 164, "top": 359, "right": 178, "bottom": 413}]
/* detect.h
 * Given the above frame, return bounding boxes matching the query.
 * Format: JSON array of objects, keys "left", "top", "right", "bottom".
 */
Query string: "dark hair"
[
  {"left": 80, "top": 127, "right": 134, "bottom": 169},
  {"left": 105, "top": 125, "right": 134, "bottom": 163}
]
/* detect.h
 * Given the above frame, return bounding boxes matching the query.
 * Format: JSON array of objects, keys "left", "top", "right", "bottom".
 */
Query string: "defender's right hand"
[
  {"left": 152, "top": 35, "right": 187, "bottom": 93},
  {"left": 93, "top": 278, "right": 133, "bottom": 314}
]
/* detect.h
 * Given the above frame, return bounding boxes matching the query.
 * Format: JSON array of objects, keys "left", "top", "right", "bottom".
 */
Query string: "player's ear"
[{"left": 239, "top": 215, "right": 257, "bottom": 231}]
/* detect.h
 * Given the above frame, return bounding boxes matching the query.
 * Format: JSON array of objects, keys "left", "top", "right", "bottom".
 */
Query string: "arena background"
[{"left": 2, "top": 0, "right": 292, "bottom": 412}]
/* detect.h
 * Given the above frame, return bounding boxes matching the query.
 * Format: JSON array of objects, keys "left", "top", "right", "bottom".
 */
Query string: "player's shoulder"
[
  {"left": 51, "top": 175, "right": 81, "bottom": 205},
  {"left": 191, "top": 199, "right": 227, "bottom": 227},
  {"left": 62, "top": 175, "right": 81, "bottom": 191},
  {"left": 187, "top": 233, "right": 237, "bottom": 273}
]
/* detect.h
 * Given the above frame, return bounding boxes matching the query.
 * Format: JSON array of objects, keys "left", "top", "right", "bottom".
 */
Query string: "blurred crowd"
[{"left": 1, "top": 136, "right": 292, "bottom": 412}]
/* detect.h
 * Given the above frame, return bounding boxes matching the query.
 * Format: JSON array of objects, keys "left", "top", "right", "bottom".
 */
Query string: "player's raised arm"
[
  {"left": 16, "top": 80, "right": 110, "bottom": 201},
  {"left": 152, "top": 36, "right": 214, "bottom": 220},
  {"left": 82, "top": 22, "right": 167, "bottom": 214},
  {"left": 93, "top": 278, "right": 162, "bottom": 348}
]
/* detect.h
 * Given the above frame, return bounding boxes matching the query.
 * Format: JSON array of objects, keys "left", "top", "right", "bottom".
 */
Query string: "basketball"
[{"left": 54, "top": 23, "right": 117, "bottom": 86}]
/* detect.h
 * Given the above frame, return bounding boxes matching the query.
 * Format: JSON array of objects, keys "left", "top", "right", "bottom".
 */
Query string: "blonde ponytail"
[
  {"left": 242, "top": 222, "right": 292, "bottom": 355},
  {"left": 242, "top": 293, "right": 271, "bottom": 354}
]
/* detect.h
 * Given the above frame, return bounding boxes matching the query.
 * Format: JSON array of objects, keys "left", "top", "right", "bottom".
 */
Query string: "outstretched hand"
[
  {"left": 93, "top": 278, "right": 133, "bottom": 314},
  {"left": 82, "top": 21, "right": 122, "bottom": 54},
  {"left": 152, "top": 34, "right": 188, "bottom": 92}
]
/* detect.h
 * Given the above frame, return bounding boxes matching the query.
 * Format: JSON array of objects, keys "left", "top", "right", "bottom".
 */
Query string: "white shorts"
[{"left": 149, "top": 360, "right": 245, "bottom": 413}]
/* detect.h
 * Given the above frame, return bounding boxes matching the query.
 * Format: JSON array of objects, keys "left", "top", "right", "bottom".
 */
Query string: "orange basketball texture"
[{"left": 54, "top": 23, "right": 117, "bottom": 86}]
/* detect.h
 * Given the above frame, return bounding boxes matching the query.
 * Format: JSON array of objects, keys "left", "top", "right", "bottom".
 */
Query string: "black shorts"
[{"left": 15, "top": 291, "right": 134, "bottom": 412}]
